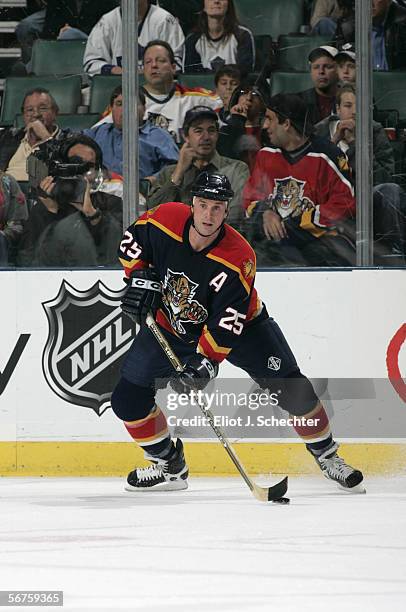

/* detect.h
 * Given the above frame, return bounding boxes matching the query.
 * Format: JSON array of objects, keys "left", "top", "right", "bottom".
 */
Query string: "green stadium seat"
[
  {"left": 373, "top": 71, "right": 406, "bottom": 122},
  {"left": 270, "top": 71, "right": 313, "bottom": 96},
  {"left": 234, "top": 0, "right": 305, "bottom": 38},
  {"left": 0, "top": 75, "right": 82, "bottom": 126},
  {"left": 177, "top": 73, "right": 216, "bottom": 91},
  {"left": 31, "top": 40, "right": 87, "bottom": 76},
  {"left": 14, "top": 113, "right": 100, "bottom": 130},
  {"left": 276, "top": 35, "right": 332, "bottom": 72},
  {"left": 89, "top": 75, "right": 144, "bottom": 114},
  {"left": 254, "top": 35, "right": 273, "bottom": 72}
]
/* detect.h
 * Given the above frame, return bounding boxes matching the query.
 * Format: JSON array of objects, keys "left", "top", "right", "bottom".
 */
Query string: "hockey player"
[{"left": 111, "top": 171, "right": 364, "bottom": 493}]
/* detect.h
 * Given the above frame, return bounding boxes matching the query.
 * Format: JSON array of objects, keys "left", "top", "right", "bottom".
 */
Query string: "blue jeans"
[
  {"left": 16, "top": 11, "right": 88, "bottom": 67},
  {"left": 15, "top": 9, "right": 46, "bottom": 63},
  {"left": 311, "top": 17, "right": 337, "bottom": 38},
  {"left": 57, "top": 28, "right": 88, "bottom": 41}
]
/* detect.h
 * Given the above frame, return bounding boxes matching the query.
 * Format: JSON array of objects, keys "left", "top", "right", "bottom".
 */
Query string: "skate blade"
[
  {"left": 124, "top": 480, "right": 188, "bottom": 492},
  {"left": 336, "top": 482, "right": 366, "bottom": 494}
]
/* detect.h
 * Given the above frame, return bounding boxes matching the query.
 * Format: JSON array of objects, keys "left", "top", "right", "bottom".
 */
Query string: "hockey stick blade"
[{"left": 252, "top": 476, "right": 288, "bottom": 502}]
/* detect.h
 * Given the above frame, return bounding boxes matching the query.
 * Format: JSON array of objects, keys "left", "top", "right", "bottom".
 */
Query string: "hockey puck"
[{"left": 272, "top": 497, "right": 290, "bottom": 504}]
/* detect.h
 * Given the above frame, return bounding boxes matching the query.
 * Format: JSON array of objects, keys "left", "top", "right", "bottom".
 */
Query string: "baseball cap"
[
  {"left": 266, "top": 93, "right": 313, "bottom": 136},
  {"left": 183, "top": 106, "right": 219, "bottom": 132},
  {"left": 308, "top": 45, "right": 339, "bottom": 63},
  {"left": 336, "top": 44, "right": 356, "bottom": 63}
]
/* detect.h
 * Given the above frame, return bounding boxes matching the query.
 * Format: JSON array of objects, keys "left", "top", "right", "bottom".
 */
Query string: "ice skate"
[
  {"left": 125, "top": 438, "right": 189, "bottom": 492},
  {"left": 312, "top": 443, "right": 365, "bottom": 493}
]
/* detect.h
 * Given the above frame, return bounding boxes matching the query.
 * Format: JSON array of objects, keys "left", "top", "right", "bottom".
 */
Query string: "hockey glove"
[
  {"left": 121, "top": 269, "right": 161, "bottom": 325},
  {"left": 171, "top": 354, "right": 219, "bottom": 395}
]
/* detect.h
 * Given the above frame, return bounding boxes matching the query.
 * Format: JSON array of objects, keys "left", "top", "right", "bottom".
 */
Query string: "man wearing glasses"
[{"left": 0, "top": 87, "right": 67, "bottom": 187}]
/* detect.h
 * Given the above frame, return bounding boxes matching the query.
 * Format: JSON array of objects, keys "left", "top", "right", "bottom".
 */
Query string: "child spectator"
[
  {"left": 214, "top": 63, "right": 241, "bottom": 111},
  {"left": 314, "top": 82, "right": 405, "bottom": 263},
  {"left": 218, "top": 76, "right": 267, "bottom": 171},
  {"left": 336, "top": 44, "right": 356, "bottom": 83}
]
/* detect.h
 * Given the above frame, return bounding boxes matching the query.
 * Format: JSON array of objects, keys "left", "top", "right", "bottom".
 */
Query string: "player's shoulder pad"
[
  {"left": 208, "top": 225, "right": 257, "bottom": 292},
  {"left": 136, "top": 202, "right": 190, "bottom": 238}
]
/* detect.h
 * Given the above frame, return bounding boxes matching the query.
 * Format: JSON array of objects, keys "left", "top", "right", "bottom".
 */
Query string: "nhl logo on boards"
[
  {"left": 42, "top": 280, "right": 133, "bottom": 415},
  {"left": 267, "top": 356, "right": 281, "bottom": 371}
]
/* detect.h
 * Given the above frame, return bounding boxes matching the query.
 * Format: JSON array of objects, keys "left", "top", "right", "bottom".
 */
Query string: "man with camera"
[
  {"left": 17, "top": 134, "right": 122, "bottom": 267},
  {"left": 0, "top": 87, "right": 67, "bottom": 192}
]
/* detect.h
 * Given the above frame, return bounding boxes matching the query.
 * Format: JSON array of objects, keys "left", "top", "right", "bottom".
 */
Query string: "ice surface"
[{"left": 0, "top": 475, "right": 405, "bottom": 611}]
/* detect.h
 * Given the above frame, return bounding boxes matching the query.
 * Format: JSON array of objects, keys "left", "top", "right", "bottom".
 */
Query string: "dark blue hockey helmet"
[{"left": 190, "top": 171, "right": 234, "bottom": 202}]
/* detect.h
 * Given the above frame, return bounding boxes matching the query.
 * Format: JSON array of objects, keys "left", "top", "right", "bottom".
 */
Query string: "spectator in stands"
[
  {"left": 184, "top": 0, "right": 255, "bottom": 74},
  {"left": 142, "top": 40, "right": 222, "bottom": 144},
  {"left": 14, "top": 1, "right": 47, "bottom": 65},
  {"left": 0, "top": 173, "right": 28, "bottom": 266},
  {"left": 334, "top": 1, "right": 355, "bottom": 46},
  {"left": 214, "top": 64, "right": 241, "bottom": 116},
  {"left": 146, "top": 105, "right": 249, "bottom": 229},
  {"left": 14, "top": 1, "right": 118, "bottom": 72},
  {"left": 217, "top": 76, "right": 267, "bottom": 171},
  {"left": 84, "top": 86, "right": 179, "bottom": 177},
  {"left": 297, "top": 45, "right": 339, "bottom": 125},
  {"left": 372, "top": 0, "right": 406, "bottom": 70},
  {"left": 314, "top": 83, "right": 405, "bottom": 263},
  {"left": 336, "top": 44, "right": 356, "bottom": 83},
  {"left": 310, "top": 0, "right": 344, "bottom": 36},
  {"left": 18, "top": 134, "right": 122, "bottom": 267},
  {"left": 83, "top": 0, "right": 185, "bottom": 76},
  {"left": 137, "top": 89, "right": 180, "bottom": 178},
  {"left": 243, "top": 93, "right": 356, "bottom": 267},
  {"left": 310, "top": 0, "right": 355, "bottom": 43},
  {"left": 0, "top": 88, "right": 68, "bottom": 186},
  {"left": 314, "top": 83, "right": 394, "bottom": 185}
]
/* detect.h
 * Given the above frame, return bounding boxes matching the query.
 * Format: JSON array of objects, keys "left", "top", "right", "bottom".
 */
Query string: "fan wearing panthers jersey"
[{"left": 111, "top": 171, "right": 364, "bottom": 494}]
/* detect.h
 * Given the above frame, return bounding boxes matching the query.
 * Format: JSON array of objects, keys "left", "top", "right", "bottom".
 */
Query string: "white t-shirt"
[{"left": 83, "top": 5, "right": 185, "bottom": 76}]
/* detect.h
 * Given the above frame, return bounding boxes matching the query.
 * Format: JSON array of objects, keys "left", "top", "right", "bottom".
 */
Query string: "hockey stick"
[{"left": 145, "top": 313, "right": 289, "bottom": 503}]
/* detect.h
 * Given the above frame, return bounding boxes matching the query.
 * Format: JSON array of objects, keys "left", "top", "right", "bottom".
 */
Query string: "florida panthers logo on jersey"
[
  {"left": 147, "top": 112, "right": 174, "bottom": 136},
  {"left": 161, "top": 269, "right": 208, "bottom": 335},
  {"left": 270, "top": 177, "right": 315, "bottom": 219}
]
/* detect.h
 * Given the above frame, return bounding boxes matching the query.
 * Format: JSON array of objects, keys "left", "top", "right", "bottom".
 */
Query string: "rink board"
[{"left": 0, "top": 268, "right": 405, "bottom": 475}]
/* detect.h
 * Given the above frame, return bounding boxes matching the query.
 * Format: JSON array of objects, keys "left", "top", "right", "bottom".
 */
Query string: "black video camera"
[{"left": 27, "top": 138, "right": 92, "bottom": 205}]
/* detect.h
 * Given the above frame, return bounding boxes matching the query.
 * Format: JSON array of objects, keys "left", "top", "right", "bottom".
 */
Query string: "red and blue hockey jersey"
[
  {"left": 243, "top": 137, "right": 355, "bottom": 236},
  {"left": 118, "top": 202, "right": 263, "bottom": 363}
]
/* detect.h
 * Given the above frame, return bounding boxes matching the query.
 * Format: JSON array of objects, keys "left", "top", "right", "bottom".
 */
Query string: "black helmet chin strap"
[{"left": 191, "top": 218, "right": 223, "bottom": 237}]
